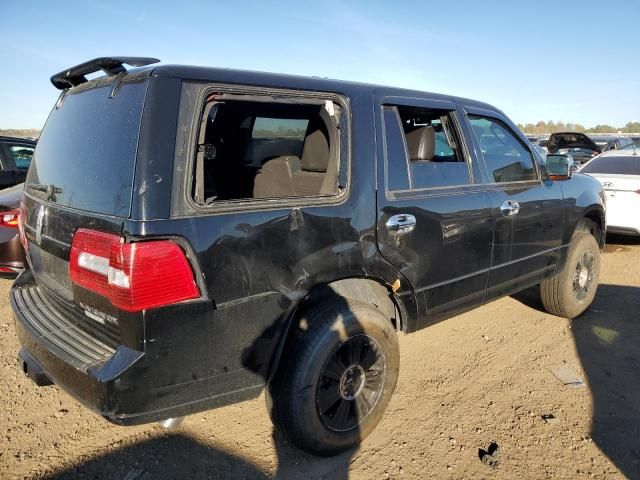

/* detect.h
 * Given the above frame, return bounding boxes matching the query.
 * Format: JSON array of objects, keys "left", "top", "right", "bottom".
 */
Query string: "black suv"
[
  {"left": 0, "top": 136, "right": 35, "bottom": 189},
  {"left": 13, "top": 57, "right": 605, "bottom": 456}
]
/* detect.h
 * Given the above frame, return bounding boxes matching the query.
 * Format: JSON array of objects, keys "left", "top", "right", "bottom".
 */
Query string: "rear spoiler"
[{"left": 50, "top": 57, "right": 160, "bottom": 90}]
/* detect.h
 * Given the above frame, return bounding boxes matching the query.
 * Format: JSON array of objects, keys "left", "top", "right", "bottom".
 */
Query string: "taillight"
[
  {"left": 0, "top": 209, "right": 20, "bottom": 228},
  {"left": 70, "top": 229, "right": 200, "bottom": 312}
]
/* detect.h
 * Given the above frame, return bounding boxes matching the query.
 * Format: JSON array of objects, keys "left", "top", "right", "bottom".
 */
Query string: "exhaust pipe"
[{"left": 18, "top": 348, "right": 53, "bottom": 386}]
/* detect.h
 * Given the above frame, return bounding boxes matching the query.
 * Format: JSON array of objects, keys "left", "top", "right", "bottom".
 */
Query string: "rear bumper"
[
  {"left": 12, "top": 271, "right": 146, "bottom": 423},
  {"left": 11, "top": 270, "right": 266, "bottom": 425}
]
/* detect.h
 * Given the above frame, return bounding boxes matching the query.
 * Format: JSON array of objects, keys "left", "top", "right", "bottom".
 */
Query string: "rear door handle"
[
  {"left": 500, "top": 200, "right": 520, "bottom": 216},
  {"left": 386, "top": 214, "right": 416, "bottom": 235}
]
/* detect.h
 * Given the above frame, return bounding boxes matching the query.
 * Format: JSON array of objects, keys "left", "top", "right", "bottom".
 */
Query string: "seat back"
[
  {"left": 406, "top": 126, "right": 435, "bottom": 161},
  {"left": 253, "top": 156, "right": 301, "bottom": 198},
  {"left": 292, "top": 118, "right": 331, "bottom": 195}
]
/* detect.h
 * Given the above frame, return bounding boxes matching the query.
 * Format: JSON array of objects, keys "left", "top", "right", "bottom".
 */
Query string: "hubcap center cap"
[
  {"left": 578, "top": 267, "right": 589, "bottom": 288},
  {"left": 339, "top": 364, "right": 366, "bottom": 400}
]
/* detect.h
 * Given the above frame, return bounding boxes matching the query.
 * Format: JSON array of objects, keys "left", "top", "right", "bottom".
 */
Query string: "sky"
[{"left": 1, "top": 0, "right": 639, "bottom": 129}]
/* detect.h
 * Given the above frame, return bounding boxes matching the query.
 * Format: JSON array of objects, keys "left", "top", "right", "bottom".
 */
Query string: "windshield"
[
  {"left": 26, "top": 81, "right": 147, "bottom": 217},
  {"left": 621, "top": 142, "right": 640, "bottom": 152},
  {"left": 580, "top": 155, "right": 640, "bottom": 175}
]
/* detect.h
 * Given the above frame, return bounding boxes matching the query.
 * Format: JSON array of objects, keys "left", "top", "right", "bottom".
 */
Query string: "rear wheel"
[
  {"left": 267, "top": 299, "right": 399, "bottom": 456},
  {"left": 540, "top": 230, "right": 601, "bottom": 319}
]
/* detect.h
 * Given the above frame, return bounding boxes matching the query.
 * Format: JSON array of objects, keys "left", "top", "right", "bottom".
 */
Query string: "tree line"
[
  {"left": 517, "top": 121, "right": 640, "bottom": 135},
  {"left": 0, "top": 129, "right": 41, "bottom": 139}
]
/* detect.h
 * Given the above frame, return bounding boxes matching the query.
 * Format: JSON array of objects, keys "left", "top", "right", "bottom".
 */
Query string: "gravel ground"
[{"left": 1, "top": 235, "right": 639, "bottom": 479}]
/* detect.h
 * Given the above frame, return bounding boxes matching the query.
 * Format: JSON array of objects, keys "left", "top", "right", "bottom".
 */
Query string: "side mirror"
[{"left": 546, "top": 154, "right": 574, "bottom": 180}]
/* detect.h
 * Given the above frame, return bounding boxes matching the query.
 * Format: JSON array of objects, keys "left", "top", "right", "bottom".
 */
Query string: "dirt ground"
[{"left": 1, "top": 235, "right": 639, "bottom": 480}]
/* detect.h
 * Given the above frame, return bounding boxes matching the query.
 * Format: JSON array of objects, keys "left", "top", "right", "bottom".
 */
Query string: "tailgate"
[{"left": 19, "top": 78, "right": 148, "bottom": 330}]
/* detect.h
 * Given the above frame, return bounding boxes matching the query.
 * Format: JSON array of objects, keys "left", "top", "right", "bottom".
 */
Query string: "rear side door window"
[
  {"left": 468, "top": 115, "right": 537, "bottom": 183},
  {"left": 382, "top": 105, "right": 472, "bottom": 191}
]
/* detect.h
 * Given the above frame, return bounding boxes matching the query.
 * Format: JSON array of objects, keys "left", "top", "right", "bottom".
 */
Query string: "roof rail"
[{"left": 50, "top": 57, "right": 160, "bottom": 90}]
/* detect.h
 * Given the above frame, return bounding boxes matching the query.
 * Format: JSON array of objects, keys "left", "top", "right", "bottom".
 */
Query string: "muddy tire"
[
  {"left": 266, "top": 299, "right": 399, "bottom": 456},
  {"left": 540, "top": 231, "right": 601, "bottom": 319}
]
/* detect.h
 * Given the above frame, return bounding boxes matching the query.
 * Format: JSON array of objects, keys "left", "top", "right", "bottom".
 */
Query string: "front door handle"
[
  {"left": 386, "top": 214, "right": 416, "bottom": 235},
  {"left": 500, "top": 200, "right": 520, "bottom": 216}
]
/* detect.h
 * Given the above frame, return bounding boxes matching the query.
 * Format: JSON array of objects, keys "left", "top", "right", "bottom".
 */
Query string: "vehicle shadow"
[
  {"left": 41, "top": 429, "right": 357, "bottom": 480},
  {"left": 42, "top": 433, "right": 269, "bottom": 479},
  {"left": 513, "top": 283, "right": 640, "bottom": 478}
]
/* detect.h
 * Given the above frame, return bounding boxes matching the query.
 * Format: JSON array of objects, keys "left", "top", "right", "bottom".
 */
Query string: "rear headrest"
[
  {"left": 406, "top": 126, "right": 435, "bottom": 161},
  {"left": 301, "top": 119, "right": 330, "bottom": 172}
]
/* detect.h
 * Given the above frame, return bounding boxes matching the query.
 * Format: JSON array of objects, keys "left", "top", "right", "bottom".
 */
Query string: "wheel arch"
[
  {"left": 582, "top": 208, "right": 606, "bottom": 249},
  {"left": 265, "top": 276, "right": 403, "bottom": 383},
  {"left": 557, "top": 206, "right": 605, "bottom": 274}
]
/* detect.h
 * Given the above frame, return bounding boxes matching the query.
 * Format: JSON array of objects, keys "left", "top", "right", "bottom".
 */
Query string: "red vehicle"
[{"left": 0, "top": 183, "right": 26, "bottom": 274}]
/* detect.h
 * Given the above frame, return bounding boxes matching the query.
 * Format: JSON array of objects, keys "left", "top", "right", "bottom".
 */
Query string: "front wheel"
[
  {"left": 267, "top": 299, "right": 399, "bottom": 456},
  {"left": 540, "top": 232, "right": 601, "bottom": 318}
]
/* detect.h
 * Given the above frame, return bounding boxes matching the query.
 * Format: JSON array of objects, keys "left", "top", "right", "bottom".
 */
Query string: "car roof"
[
  {"left": 597, "top": 149, "right": 639, "bottom": 158},
  {"left": 550, "top": 131, "right": 590, "bottom": 137},
  {"left": 589, "top": 135, "right": 622, "bottom": 141},
  {"left": 127, "top": 64, "right": 501, "bottom": 113}
]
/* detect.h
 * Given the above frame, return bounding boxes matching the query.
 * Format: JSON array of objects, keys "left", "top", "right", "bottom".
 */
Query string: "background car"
[
  {"left": 589, "top": 135, "right": 633, "bottom": 152},
  {"left": 0, "top": 182, "right": 26, "bottom": 274},
  {"left": 548, "top": 132, "right": 602, "bottom": 165},
  {"left": 579, "top": 150, "right": 640, "bottom": 236},
  {"left": 0, "top": 137, "right": 35, "bottom": 189}
]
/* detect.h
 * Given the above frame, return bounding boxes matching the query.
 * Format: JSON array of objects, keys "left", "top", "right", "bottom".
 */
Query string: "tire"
[
  {"left": 540, "top": 231, "right": 601, "bottom": 319},
  {"left": 266, "top": 299, "right": 399, "bottom": 456}
]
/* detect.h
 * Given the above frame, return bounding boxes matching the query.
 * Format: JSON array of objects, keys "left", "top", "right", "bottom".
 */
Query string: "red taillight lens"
[
  {"left": 108, "top": 241, "right": 200, "bottom": 311},
  {"left": 0, "top": 208, "right": 20, "bottom": 228},
  {"left": 70, "top": 229, "right": 200, "bottom": 312}
]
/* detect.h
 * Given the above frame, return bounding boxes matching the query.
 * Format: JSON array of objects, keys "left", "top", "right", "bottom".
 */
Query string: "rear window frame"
[{"left": 172, "top": 82, "right": 352, "bottom": 217}]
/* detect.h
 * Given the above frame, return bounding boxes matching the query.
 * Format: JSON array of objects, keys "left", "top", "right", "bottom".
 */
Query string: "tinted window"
[
  {"left": 26, "top": 81, "right": 147, "bottom": 217},
  {"left": 580, "top": 156, "right": 640, "bottom": 175},
  {"left": 8, "top": 144, "right": 34, "bottom": 170},
  {"left": 621, "top": 142, "right": 640, "bottom": 151},
  {"left": 469, "top": 116, "right": 537, "bottom": 183}
]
